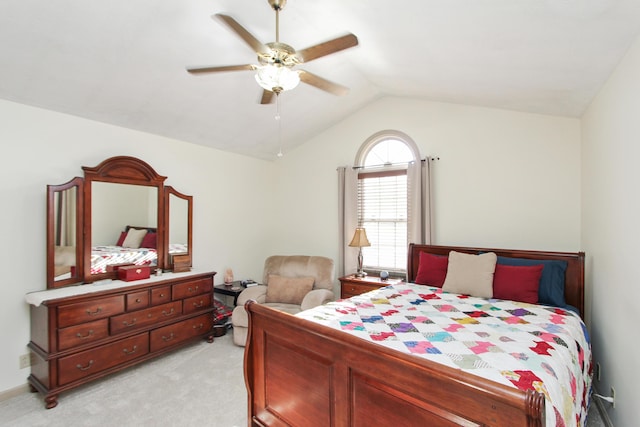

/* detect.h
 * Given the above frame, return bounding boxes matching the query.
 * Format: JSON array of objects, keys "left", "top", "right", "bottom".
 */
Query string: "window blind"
[{"left": 357, "top": 169, "right": 408, "bottom": 272}]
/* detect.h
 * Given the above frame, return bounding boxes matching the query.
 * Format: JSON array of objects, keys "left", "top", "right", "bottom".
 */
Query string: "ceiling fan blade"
[
  {"left": 187, "top": 64, "right": 255, "bottom": 74},
  {"left": 299, "top": 70, "right": 349, "bottom": 96},
  {"left": 296, "top": 33, "right": 358, "bottom": 63},
  {"left": 260, "top": 90, "right": 276, "bottom": 104},
  {"left": 215, "top": 14, "right": 270, "bottom": 55}
]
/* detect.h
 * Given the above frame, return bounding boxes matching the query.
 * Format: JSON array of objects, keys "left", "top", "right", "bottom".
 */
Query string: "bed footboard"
[{"left": 244, "top": 301, "right": 544, "bottom": 427}]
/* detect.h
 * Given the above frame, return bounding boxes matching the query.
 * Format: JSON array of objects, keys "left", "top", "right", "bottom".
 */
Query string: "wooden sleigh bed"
[{"left": 243, "top": 244, "right": 587, "bottom": 427}]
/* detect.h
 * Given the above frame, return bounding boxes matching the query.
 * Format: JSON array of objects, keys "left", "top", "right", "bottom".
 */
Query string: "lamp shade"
[
  {"left": 255, "top": 65, "right": 300, "bottom": 92},
  {"left": 348, "top": 228, "right": 371, "bottom": 248}
]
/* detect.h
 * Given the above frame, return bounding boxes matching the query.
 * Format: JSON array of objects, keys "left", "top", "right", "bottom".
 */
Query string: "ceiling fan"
[{"left": 187, "top": 0, "right": 359, "bottom": 104}]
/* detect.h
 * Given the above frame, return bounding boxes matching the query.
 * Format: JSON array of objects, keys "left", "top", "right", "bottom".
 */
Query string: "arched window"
[{"left": 355, "top": 131, "right": 419, "bottom": 274}]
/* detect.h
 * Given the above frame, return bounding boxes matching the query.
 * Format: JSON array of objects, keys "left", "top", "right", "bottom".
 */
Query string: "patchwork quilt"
[
  {"left": 90, "top": 246, "right": 157, "bottom": 274},
  {"left": 297, "top": 282, "right": 592, "bottom": 427}
]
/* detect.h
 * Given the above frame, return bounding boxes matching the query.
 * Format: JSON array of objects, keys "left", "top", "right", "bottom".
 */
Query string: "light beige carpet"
[
  {"left": 0, "top": 331, "right": 246, "bottom": 426},
  {"left": 0, "top": 328, "right": 606, "bottom": 426}
]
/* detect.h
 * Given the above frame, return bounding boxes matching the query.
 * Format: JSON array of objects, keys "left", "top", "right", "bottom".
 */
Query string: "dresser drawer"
[
  {"left": 58, "top": 296, "right": 125, "bottom": 328},
  {"left": 151, "top": 286, "right": 171, "bottom": 305},
  {"left": 110, "top": 301, "right": 182, "bottom": 335},
  {"left": 172, "top": 278, "right": 213, "bottom": 300},
  {"left": 126, "top": 290, "right": 149, "bottom": 311},
  {"left": 58, "top": 333, "right": 149, "bottom": 385},
  {"left": 183, "top": 293, "right": 212, "bottom": 315},
  {"left": 149, "top": 314, "right": 213, "bottom": 352},
  {"left": 58, "top": 319, "right": 109, "bottom": 351}
]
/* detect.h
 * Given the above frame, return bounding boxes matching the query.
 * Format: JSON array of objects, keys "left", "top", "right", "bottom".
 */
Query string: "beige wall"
[
  {"left": 581, "top": 33, "right": 640, "bottom": 426},
  {"left": 272, "top": 96, "right": 581, "bottom": 261},
  {"left": 0, "top": 99, "right": 276, "bottom": 392}
]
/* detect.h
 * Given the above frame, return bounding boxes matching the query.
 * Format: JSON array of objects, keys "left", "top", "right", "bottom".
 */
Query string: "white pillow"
[
  {"left": 121, "top": 228, "right": 148, "bottom": 249},
  {"left": 442, "top": 251, "right": 497, "bottom": 298}
]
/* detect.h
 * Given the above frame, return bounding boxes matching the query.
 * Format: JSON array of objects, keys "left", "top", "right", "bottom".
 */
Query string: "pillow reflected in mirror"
[{"left": 122, "top": 228, "right": 148, "bottom": 249}]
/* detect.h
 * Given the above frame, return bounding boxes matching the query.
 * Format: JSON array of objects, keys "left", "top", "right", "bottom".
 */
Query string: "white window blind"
[{"left": 357, "top": 169, "right": 408, "bottom": 273}]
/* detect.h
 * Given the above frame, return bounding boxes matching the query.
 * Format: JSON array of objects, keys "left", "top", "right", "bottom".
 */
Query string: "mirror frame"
[
  {"left": 46, "top": 177, "right": 84, "bottom": 289},
  {"left": 164, "top": 186, "right": 193, "bottom": 271},
  {"left": 46, "top": 156, "right": 194, "bottom": 288},
  {"left": 82, "top": 156, "right": 167, "bottom": 283}
]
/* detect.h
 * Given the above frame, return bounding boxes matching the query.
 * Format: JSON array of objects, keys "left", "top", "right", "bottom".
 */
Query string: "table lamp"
[{"left": 349, "top": 227, "right": 371, "bottom": 277}]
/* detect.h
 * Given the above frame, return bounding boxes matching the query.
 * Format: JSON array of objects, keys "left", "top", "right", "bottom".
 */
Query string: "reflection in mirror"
[
  {"left": 90, "top": 182, "right": 158, "bottom": 275},
  {"left": 169, "top": 193, "right": 188, "bottom": 255},
  {"left": 47, "top": 177, "right": 83, "bottom": 289},
  {"left": 53, "top": 187, "right": 77, "bottom": 281},
  {"left": 164, "top": 186, "right": 192, "bottom": 271}
]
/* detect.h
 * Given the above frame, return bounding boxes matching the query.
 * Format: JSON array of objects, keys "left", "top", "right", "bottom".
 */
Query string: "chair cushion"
[
  {"left": 262, "top": 256, "right": 334, "bottom": 291},
  {"left": 265, "top": 275, "right": 314, "bottom": 305}
]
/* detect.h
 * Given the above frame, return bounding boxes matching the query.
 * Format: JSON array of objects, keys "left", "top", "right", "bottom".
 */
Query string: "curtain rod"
[{"left": 351, "top": 157, "right": 439, "bottom": 170}]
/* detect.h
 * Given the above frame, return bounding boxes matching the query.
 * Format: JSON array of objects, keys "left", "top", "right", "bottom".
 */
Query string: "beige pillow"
[
  {"left": 122, "top": 228, "right": 148, "bottom": 249},
  {"left": 442, "top": 251, "right": 497, "bottom": 298},
  {"left": 265, "top": 275, "right": 315, "bottom": 305}
]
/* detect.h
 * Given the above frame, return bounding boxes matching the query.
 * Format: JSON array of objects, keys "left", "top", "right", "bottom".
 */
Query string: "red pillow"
[
  {"left": 140, "top": 232, "right": 157, "bottom": 249},
  {"left": 414, "top": 252, "right": 448, "bottom": 287},
  {"left": 116, "top": 231, "right": 127, "bottom": 246},
  {"left": 492, "top": 264, "right": 543, "bottom": 304}
]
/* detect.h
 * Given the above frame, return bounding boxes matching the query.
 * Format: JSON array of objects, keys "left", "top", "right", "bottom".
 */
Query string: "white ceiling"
[{"left": 1, "top": 0, "right": 639, "bottom": 160}]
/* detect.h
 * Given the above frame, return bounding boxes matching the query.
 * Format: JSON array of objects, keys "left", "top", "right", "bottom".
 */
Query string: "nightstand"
[
  {"left": 214, "top": 283, "right": 244, "bottom": 306},
  {"left": 339, "top": 275, "right": 403, "bottom": 299}
]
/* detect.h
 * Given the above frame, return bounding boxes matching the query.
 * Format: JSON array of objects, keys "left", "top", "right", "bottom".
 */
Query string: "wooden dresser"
[{"left": 26, "top": 270, "right": 216, "bottom": 409}]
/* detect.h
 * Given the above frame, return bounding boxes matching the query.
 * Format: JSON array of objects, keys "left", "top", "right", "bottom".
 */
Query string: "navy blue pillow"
[{"left": 496, "top": 256, "right": 568, "bottom": 308}]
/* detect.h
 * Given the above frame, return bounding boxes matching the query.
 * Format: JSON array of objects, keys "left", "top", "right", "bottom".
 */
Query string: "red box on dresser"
[{"left": 117, "top": 265, "right": 151, "bottom": 282}]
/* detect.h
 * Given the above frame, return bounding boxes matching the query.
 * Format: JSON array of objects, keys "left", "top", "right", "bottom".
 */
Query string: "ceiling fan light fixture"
[{"left": 255, "top": 64, "right": 300, "bottom": 93}]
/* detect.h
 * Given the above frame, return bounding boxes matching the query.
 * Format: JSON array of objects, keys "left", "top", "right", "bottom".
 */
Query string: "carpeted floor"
[
  {"left": 0, "top": 328, "right": 606, "bottom": 426},
  {"left": 0, "top": 331, "right": 246, "bottom": 427}
]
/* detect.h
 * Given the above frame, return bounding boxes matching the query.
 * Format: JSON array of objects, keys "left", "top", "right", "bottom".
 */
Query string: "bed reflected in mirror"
[{"left": 91, "top": 182, "right": 158, "bottom": 275}]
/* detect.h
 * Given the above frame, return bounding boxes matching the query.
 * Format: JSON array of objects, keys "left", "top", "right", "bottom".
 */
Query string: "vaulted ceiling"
[{"left": 1, "top": 0, "right": 639, "bottom": 159}]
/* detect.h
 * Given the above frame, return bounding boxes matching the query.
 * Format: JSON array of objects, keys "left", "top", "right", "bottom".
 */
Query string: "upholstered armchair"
[{"left": 231, "top": 255, "right": 335, "bottom": 346}]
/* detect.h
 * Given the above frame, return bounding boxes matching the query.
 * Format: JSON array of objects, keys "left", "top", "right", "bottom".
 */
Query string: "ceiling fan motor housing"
[{"left": 259, "top": 42, "right": 300, "bottom": 67}]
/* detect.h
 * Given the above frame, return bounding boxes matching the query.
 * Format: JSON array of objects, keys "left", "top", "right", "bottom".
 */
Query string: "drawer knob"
[
  {"left": 192, "top": 323, "right": 204, "bottom": 330},
  {"left": 159, "top": 293, "right": 165, "bottom": 298},
  {"left": 123, "top": 345, "right": 138, "bottom": 355},
  {"left": 192, "top": 300, "right": 204, "bottom": 308},
  {"left": 75, "top": 330, "right": 94, "bottom": 340},
  {"left": 86, "top": 307, "right": 102, "bottom": 316},
  {"left": 76, "top": 360, "right": 94, "bottom": 371},
  {"left": 122, "top": 318, "right": 137, "bottom": 327},
  {"left": 135, "top": 298, "right": 142, "bottom": 303},
  {"left": 162, "top": 333, "right": 175, "bottom": 342}
]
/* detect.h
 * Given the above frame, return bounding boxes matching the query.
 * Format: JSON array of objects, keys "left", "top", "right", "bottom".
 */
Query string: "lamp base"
[{"left": 354, "top": 271, "right": 367, "bottom": 278}]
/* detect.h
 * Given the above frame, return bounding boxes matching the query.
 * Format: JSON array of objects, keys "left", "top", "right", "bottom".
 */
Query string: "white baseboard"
[{"left": 0, "top": 383, "right": 29, "bottom": 402}]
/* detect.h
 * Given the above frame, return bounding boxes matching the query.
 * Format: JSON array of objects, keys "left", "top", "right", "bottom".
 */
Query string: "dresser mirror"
[
  {"left": 46, "top": 156, "right": 193, "bottom": 288},
  {"left": 165, "top": 186, "right": 192, "bottom": 268},
  {"left": 47, "top": 177, "right": 84, "bottom": 289}
]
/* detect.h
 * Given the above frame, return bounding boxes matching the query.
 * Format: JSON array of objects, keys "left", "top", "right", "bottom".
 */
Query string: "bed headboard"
[
  {"left": 125, "top": 225, "right": 157, "bottom": 234},
  {"left": 408, "top": 244, "right": 585, "bottom": 317}
]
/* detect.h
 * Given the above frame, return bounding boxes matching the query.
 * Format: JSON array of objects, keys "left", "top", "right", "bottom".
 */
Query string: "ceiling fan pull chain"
[{"left": 276, "top": 94, "right": 283, "bottom": 158}]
